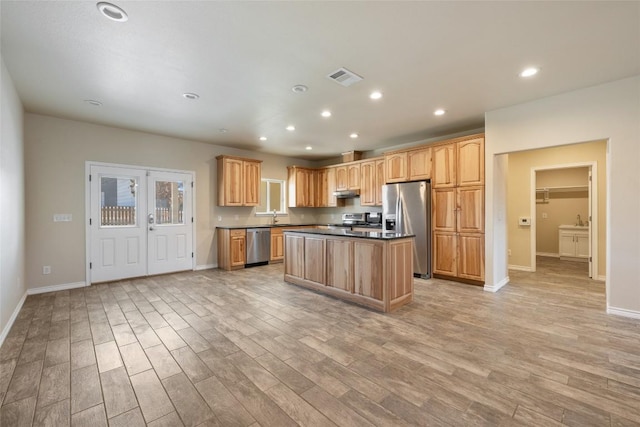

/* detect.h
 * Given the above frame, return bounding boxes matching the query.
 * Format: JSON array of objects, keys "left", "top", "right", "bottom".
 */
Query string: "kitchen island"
[{"left": 283, "top": 229, "right": 415, "bottom": 312}]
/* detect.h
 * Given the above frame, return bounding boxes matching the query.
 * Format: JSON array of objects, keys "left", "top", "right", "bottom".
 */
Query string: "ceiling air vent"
[{"left": 327, "top": 67, "right": 363, "bottom": 87}]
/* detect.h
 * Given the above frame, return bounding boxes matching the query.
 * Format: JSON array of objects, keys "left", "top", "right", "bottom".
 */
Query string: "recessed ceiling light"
[
  {"left": 84, "top": 99, "right": 102, "bottom": 107},
  {"left": 369, "top": 91, "right": 382, "bottom": 100},
  {"left": 97, "top": 2, "right": 128, "bottom": 22},
  {"left": 292, "top": 84, "right": 308, "bottom": 93},
  {"left": 218, "top": 128, "right": 228, "bottom": 133},
  {"left": 182, "top": 92, "right": 199, "bottom": 100},
  {"left": 259, "top": 136, "right": 267, "bottom": 141},
  {"left": 519, "top": 67, "right": 539, "bottom": 78},
  {"left": 321, "top": 110, "right": 332, "bottom": 118},
  {"left": 350, "top": 133, "right": 359, "bottom": 139},
  {"left": 305, "top": 146, "right": 313, "bottom": 151},
  {"left": 286, "top": 125, "right": 295, "bottom": 131},
  {"left": 434, "top": 109, "right": 446, "bottom": 116}
]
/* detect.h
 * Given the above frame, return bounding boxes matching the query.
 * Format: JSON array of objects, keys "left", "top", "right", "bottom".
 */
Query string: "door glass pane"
[
  {"left": 101, "top": 176, "right": 137, "bottom": 226},
  {"left": 155, "top": 181, "right": 184, "bottom": 225}
]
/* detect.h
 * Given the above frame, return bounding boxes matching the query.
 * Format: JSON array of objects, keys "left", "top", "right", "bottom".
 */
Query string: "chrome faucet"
[
  {"left": 272, "top": 209, "right": 278, "bottom": 225},
  {"left": 576, "top": 214, "right": 584, "bottom": 226}
]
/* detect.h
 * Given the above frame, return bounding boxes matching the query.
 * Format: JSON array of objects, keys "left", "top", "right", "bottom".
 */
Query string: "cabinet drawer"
[{"left": 229, "top": 229, "right": 246, "bottom": 237}]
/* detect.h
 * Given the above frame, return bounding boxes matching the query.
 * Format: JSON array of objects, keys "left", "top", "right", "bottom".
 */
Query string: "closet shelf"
[{"left": 535, "top": 185, "right": 588, "bottom": 193}]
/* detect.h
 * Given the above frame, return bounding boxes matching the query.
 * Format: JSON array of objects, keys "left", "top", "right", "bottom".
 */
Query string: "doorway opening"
[
  {"left": 532, "top": 164, "right": 595, "bottom": 279},
  {"left": 85, "top": 162, "right": 195, "bottom": 285},
  {"left": 505, "top": 140, "right": 606, "bottom": 285}
]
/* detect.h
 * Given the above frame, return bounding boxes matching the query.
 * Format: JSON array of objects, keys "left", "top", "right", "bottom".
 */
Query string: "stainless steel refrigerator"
[{"left": 382, "top": 180, "right": 431, "bottom": 278}]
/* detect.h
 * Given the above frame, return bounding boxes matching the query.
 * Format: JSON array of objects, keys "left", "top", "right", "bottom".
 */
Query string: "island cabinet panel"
[
  {"left": 284, "top": 234, "right": 304, "bottom": 278},
  {"left": 354, "top": 241, "right": 384, "bottom": 301},
  {"left": 385, "top": 152, "right": 408, "bottom": 183},
  {"left": 283, "top": 231, "right": 414, "bottom": 312},
  {"left": 326, "top": 240, "right": 353, "bottom": 292},
  {"left": 304, "top": 237, "right": 326, "bottom": 284}
]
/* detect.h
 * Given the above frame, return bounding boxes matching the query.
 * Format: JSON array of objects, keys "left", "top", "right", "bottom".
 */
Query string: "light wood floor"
[{"left": 1, "top": 260, "right": 639, "bottom": 426}]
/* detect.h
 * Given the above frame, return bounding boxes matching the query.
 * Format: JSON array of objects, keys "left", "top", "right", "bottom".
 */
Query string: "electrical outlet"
[
  {"left": 234, "top": 214, "right": 239, "bottom": 220},
  {"left": 542, "top": 212, "right": 548, "bottom": 219},
  {"left": 217, "top": 216, "right": 222, "bottom": 221},
  {"left": 508, "top": 249, "right": 512, "bottom": 256},
  {"left": 301, "top": 214, "right": 305, "bottom": 219},
  {"left": 42, "top": 266, "right": 51, "bottom": 275}
]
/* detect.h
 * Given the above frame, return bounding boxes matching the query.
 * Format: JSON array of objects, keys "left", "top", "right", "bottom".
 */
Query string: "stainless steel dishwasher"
[{"left": 245, "top": 228, "right": 271, "bottom": 266}]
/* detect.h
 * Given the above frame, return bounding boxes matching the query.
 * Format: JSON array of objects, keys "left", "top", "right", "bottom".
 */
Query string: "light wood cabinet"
[
  {"left": 359, "top": 161, "right": 376, "bottom": 206},
  {"left": 216, "top": 156, "right": 262, "bottom": 206},
  {"left": 284, "top": 231, "right": 414, "bottom": 312},
  {"left": 431, "top": 134, "right": 485, "bottom": 283},
  {"left": 433, "top": 232, "right": 457, "bottom": 276},
  {"left": 359, "top": 158, "right": 385, "bottom": 207},
  {"left": 408, "top": 147, "right": 432, "bottom": 181},
  {"left": 457, "top": 137, "right": 484, "bottom": 186},
  {"left": 326, "top": 239, "right": 353, "bottom": 292},
  {"left": 457, "top": 186, "right": 484, "bottom": 233},
  {"left": 326, "top": 167, "right": 338, "bottom": 207},
  {"left": 270, "top": 228, "right": 284, "bottom": 262},
  {"left": 432, "top": 144, "right": 456, "bottom": 188},
  {"left": 354, "top": 240, "right": 384, "bottom": 300},
  {"left": 217, "top": 229, "right": 246, "bottom": 271},
  {"left": 304, "top": 237, "right": 326, "bottom": 284},
  {"left": 384, "top": 152, "right": 408, "bottom": 183},
  {"left": 287, "top": 166, "right": 316, "bottom": 207},
  {"left": 347, "top": 163, "right": 361, "bottom": 189},
  {"left": 375, "top": 159, "right": 385, "bottom": 206},
  {"left": 335, "top": 165, "right": 348, "bottom": 191},
  {"left": 457, "top": 234, "right": 484, "bottom": 281}
]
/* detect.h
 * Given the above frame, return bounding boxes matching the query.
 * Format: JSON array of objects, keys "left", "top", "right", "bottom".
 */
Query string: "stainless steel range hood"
[{"left": 333, "top": 189, "right": 360, "bottom": 198}]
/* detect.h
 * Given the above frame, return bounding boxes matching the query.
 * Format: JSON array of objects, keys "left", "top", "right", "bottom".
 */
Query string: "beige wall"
[
  {"left": 506, "top": 144, "right": 604, "bottom": 274},
  {"left": 486, "top": 76, "right": 640, "bottom": 315},
  {"left": 24, "top": 113, "right": 315, "bottom": 289},
  {"left": 0, "top": 58, "right": 26, "bottom": 340}
]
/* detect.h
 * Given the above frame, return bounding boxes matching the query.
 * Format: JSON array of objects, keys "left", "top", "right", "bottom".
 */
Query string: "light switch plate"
[{"left": 53, "top": 214, "right": 72, "bottom": 222}]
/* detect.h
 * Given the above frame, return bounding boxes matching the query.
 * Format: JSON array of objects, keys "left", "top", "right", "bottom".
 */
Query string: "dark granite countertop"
[
  {"left": 216, "top": 223, "right": 383, "bottom": 230},
  {"left": 283, "top": 228, "right": 414, "bottom": 240}
]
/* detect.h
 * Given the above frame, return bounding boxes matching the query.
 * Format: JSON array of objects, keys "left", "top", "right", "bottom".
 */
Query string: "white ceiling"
[{"left": 2, "top": 1, "right": 639, "bottom": 159}]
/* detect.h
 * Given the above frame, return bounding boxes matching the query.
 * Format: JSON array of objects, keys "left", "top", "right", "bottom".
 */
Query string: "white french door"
[{"left": 88, "top": 164, "right": 194, "bottom": 283}]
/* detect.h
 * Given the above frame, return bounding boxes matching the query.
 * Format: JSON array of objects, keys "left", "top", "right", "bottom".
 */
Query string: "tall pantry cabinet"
[{"left": 432, "top": 136, "right": 485, "bottom": 282}]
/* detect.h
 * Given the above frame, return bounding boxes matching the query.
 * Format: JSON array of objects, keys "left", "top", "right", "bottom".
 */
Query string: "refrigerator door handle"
[{"left": 397, "top": 197, "right": 403, "bottom": 233}]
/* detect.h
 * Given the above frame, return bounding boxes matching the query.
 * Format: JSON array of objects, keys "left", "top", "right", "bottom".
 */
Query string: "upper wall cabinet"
[
  {"left": 432, "top": 136, "right": 484, "bottom": 188},
  {"left": 287, "top": 166, "right": 316, "bottom": 208},
  {"left": 217, "top": 155, "right": 262, "bottom": 206},
  {"left": 385, "top": 152, "right": 408, "bottom": 183},
  {"left": 385, "top": 147, "right": 432, "bottom": 183},
  {"left": 457, "top": 137, "right": 484, "bottom": 186}
]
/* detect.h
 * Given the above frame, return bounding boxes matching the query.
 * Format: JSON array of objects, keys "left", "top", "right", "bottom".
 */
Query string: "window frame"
[{"left": 255, "top": 178, "right": 287, "bottom": 216}]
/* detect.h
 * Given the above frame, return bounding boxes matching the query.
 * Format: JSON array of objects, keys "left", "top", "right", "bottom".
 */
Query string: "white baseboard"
[
  {"left": 484, "top": 276, "right": 509, "bottom": 293},
  {"left": 607, "top": 306, "right": 640, "bottom": 319},
  {"left": 536, "top": 252, "right": 560, "bottom": 258},
  {"left": 508, "top": 264, "right": 533, "bottom": 272},
  {"left": 27, "top": 281, "right": 87, "bottom": 295},
  {"left": 0, "top": 291, "right": 27, "bottom": 348},
  {"left": 195, "top": 264, "right": 216, "bottom": 271}
]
